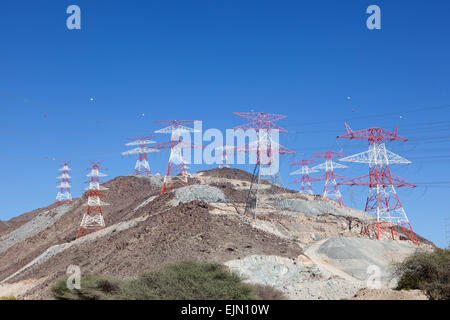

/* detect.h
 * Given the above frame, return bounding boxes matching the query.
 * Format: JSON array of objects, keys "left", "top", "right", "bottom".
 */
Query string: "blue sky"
[{"left": 1, "top": 0, "right": 449, "bottom": 248}]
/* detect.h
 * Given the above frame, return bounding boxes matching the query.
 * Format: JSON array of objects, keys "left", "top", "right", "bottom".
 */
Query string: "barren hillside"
[{"left": 0, "top": 168, "right": 434, "bottom": 300}]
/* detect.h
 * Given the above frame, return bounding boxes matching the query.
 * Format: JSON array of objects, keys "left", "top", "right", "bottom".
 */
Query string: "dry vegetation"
[{"left": 51, "top": 261, "right": 285, "bottom": 300}]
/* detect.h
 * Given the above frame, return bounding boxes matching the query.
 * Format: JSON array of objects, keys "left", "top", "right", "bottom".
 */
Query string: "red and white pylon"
[
  {"left": 216, "top": 144, "right": 232, "bottom": 168},
  {"left": 55, "top": 161, "right": 72, "bottom": 205},
  {"left": 289, "top": 159, "right": 316, "bottom": 194},
  {"left": 122, "top": 136, "right": 159, "bottom": 176},
  {"left": 153, "top": 120, "right": 202, "bottom": 194},
  {"left": 311, "top": 151, "right": 348, "bottom": 206},
  {"left": 337, "top": 123, "right": 418, "bottom": 244},
  {"left": 76, "top": 161, "right": 109, "bottom": 239},
  {"left": 233, "top": 112, "right": 295, "bottom": 218}
]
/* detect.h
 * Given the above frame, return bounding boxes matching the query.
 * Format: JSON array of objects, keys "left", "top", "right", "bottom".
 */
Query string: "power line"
[{"left": 283, "top": 103, "right": 450, "bottom": 128}]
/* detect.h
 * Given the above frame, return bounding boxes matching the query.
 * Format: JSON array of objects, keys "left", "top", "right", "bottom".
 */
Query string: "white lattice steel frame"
[
  {"left": 233, "top": 112, "right": 294, "bottom": 219},
  {"left": 154, "top": 120, "right": 201, "bottom": 194},
  {"left": 55, "top": 161, "right": 72, "bottom": 203},
  {"left": 337, "top": 123, "right": 418, "bottom": 244},
  {"left": 339, "top": 143, "right": 413, "bottom": 225},
  {"left": 310, "top": 151, "right": 347, "bottom": 206},
  {"left": 122, "top": 137, "right": 159, "bottom": 176},
  {"left": 214, "top": 144, "right": 232, "bottom": 168},
  {"left": 290, "top": 160, "right": 317, "bottom": 195}
]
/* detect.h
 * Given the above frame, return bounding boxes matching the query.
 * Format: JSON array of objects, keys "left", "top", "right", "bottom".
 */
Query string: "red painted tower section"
[
  {"left": 289, "top": 159, "right": 316, "bottom": 194},
  {"left": 76, "top": 161, "right": 109, "bottom": 239},
  {"left": 337, "top": 123, "right": 418, "bottom": 245}
]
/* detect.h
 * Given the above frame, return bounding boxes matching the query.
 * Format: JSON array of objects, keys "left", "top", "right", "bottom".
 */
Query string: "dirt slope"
[
  {"left": 350, "top": 288, "right": 428, "bottom": 300},
  {"left": 0, "top": 175, "right": 162, "bottom": 283},
  {"left": 17, "top": 200, "right": 301, "bottom": 299},
  {"left": 0, "top": 207, "right": 46, "bottom": 235}
]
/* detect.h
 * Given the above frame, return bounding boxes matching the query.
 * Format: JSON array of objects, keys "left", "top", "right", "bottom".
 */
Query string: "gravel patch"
[
  {"left": 133, "top": 175, "right": 164, "bottom": 188},
  {"left": 133, "top": 196, "right": 158, "bottom": 212},
  {"left": 1, "top": 244, "right": 68, "bottom": 284},
  {"left": 171, "top": 184, "right": 229, "bottom": 205},
  {"left": 225, "top": 255, "right": 362, "bottom": 300},
  {"left": 315, "top": 237, "right": 427, "bottom": 284},
  {"left": 277, "top": 198, "right": 370, "bottom": 220},
  {"left": 0, "top": 204, "right": 73, "bottom": 254}
]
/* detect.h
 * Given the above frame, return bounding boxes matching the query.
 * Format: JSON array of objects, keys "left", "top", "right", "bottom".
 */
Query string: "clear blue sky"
[{"left": 1, "top": 0, "right": 449, "bottom": 248}]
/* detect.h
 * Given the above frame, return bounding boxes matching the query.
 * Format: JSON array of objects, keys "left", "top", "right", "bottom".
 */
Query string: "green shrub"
[
  {"left": 0, "top": 296, "right": 17, "bottom": 300},
  {"left": 51, "top": 261, "right": 266, "bottom": 300},
  {"left": 51, "top": 274, "right": 122, "bottom": 300},
  {"left": 394, "top": 248, "right": 450, "bottom": 300},
  {"left": 118, "top": 261, "right": 260, "bottom": 300}
]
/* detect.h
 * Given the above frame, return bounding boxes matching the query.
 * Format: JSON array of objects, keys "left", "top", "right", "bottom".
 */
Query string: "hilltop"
[{"left": 0, "top": 168, "right": 434, "bottom": 300}]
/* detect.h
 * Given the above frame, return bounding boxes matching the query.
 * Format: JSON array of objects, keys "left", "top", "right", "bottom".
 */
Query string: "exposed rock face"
[
  {"left": 171, "top": 185, "right": 229, "bottom": 205},
  {"left": 224, "top": 237, "right": 432, "bottom": 300},
  {"left": 0, "top": 207, "right": 48, "bottom": 235},
  {"left": 225, "top": 255, "right": 363, "bottom": 300},
  {"left": 313, "top": 237, "right": 423, "bottom": 283},
  {"left": 0, "top": 204, "right": 74, "bottom": 254}
]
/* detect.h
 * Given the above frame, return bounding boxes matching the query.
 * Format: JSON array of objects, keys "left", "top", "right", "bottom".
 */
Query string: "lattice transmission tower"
[
  {"left": 233, "top": 112, "right": 295, "bottom": 219},
  {"left": 55, "top": 161, "right": 72, "bottom": 206},
  {"left": 310, "top": 151, "right": 348, "bottom": 206},
  {"left": 215, "top": 144, "right": 232, "bottom": 168},
  {"left": 289, "top": 159, "right": 316, "bottom": 195},
  {"left": 337, "top": 123, "right": 418, "bottom": 244},
  {"left": 76, "top": 161, "right": 109, "bottom": 239},
  {"left": 154, "top": 120, "right": 202, "bottom": 194},
  {"left": 121, "top": 136, "right": 159, "bottom": 176}
]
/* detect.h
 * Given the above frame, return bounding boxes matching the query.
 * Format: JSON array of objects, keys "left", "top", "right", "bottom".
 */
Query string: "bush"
[
  {"left": 0, "top": 296, "right": 17, "bottom": 300},
  {"left": 51, "top": 261, "right": 272, "bottom": 300},
  {"left": 51, "top": 274, "right": 122, "bottom": 300},
  {"left": 394, "top": 248, "right": 450, "bottom": 300},
  {"left": 118, "top": 261, "right": 259, "bottom": 300}
]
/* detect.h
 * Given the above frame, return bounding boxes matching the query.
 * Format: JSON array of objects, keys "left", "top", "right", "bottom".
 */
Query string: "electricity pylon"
[
  {"left": 76, "top": 161, "right": 109, "bottom": 238},
  {"left": 55, "top": 161, "right": 72, "bottom": 206},
  {"left": 233, "top": 112, "right": 295, "bottom": 219},
  {"left": 122, "top": 136, "right": 159, "bottom": 176},
  {"left": 215, "top": 144, "right": 232, "bottom": 168},
  {"left": 310, "top": 151, "right": 348, "bottom": 206},
  {"left": 289, "top": 159, "right": 316, "bottom": 194},
  {"left": 154, "top": 120, "right": 202, "bottom": 194},
  {"left": 337, "top": 123, "right": 418, "bottom": 244}
]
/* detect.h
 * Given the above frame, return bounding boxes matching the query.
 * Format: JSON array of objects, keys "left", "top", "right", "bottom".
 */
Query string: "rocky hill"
[
  {"left": 0, "top": 207, "right": 43, "bottom": 235},
  {"left": 0, "top": 168, "right": 434, "bottom": 300}
]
